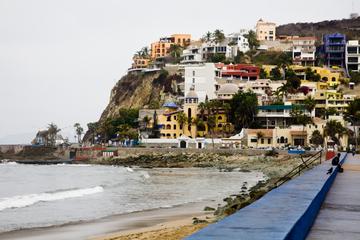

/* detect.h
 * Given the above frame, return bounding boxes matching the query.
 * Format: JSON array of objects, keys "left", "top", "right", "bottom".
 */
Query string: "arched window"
[
  {"left": 285, "top": 138, "right": 288, "bottom": 143},
  {"left": 166, "top": 124, "right": 171, "bottom": 130},
  {"left": 218, "top": 116, "right": 223, "bottom": 120},
  {"left": 332, "top": 77, "right": 336, "bottom": 82},
  {"left": 280, "top": 136, "right": 285, "bottom": 143},
  {"left": 218, "top": 124, "right": 223, "bottom": 128},
  {"left": 188, "top": 108, "right": 192, "bottom": 119}
]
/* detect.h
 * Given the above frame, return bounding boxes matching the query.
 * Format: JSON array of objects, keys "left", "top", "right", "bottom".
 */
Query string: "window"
[
  {"left": 251, "top": 138, "right": 257, "bottom": 143},
  {"left": 173, "top": 134, "right": 177, "bottom": 138},
  {"left": 268, "top": 138, "right": 271, "bottom": 144},
  {"left": 348, "top": 57, "right": 358, "bottom": 63},
  {"left": 166, "top": 124, "right": 171, "bottom": 130},
  {"left": 261, "top": 138, "right": 264, "bottom": 144},
  {"left": 167, "top": 116, "right": 171, "bottom": 121},
  {"left": 218, "top": 116, "right": 223, "bottom": 120},
  {"left": 332, "top": 77, "right": 336, "bottom": 82},
  {"left": 174, "top": 125, "right": 177, "bottom": 130},
  {"left": 193, "top": 71, "right": 195, "bottom": 76},
  {"left": 192, "top": 78, "right": 195, "bottom": 84}
]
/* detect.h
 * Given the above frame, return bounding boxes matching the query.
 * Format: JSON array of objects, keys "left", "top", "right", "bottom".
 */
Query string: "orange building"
[
  {"left": 151, "top": 34, "right": 191, "bottom": 59},
  {"left": 131, "top": 56, "right": 150, "bottom": 69}
]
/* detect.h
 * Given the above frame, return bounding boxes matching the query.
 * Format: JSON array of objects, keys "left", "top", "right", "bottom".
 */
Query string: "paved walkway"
[
  {"left": 307, "top": 154, "right": 360, "bottom": 239},
  {"left": 186, "top": 153, "right": 346, "bottom": 240}
]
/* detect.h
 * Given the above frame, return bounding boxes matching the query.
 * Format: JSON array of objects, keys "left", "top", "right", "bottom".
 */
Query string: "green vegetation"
[
  {"left": 324, "top": 120, "right": 348, "bottom": 145},
  {"left": 251, "top": 51, "right": 292, "bottom": 66},
  {"left": 74, "top": 123, "right": 84, "bottom": 143},
  {"left": 305, "top": 67, "right": 321, "bottom": 81},
  {"left": 47, "top": 123, "right": 61, "bottom": 146},
  {"left": 310, "top": 130, "right": 324, "bottom": 146},
  {"left": 229, "top": 91, "right": 258, "bottom": 131},
  {"left": 244, "top": 30, "right": 259, "bottom": 50},
  {"left": 349, "top": 71, "right": 360, "bottom": 85}
]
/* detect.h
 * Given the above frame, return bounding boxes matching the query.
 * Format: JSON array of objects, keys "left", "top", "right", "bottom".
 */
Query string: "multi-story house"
[
  {"left": 217, "top": 63, "right": 260, "bottom": 81},
  {"left": 345, "top": 40, "right": 360, "bottom": 73},
  {"left": 292, "top": 37, "right": 316, "bottom": 66},
  {"left": 151, "top": 34, "right": 191, "bottom": 59},
  {"left": 181, "top": 41, "right": 203, "bottom": 64},
  {"left": 131, "top": 56, "right": 150, "bottom": 70},
  {"left": 322, "top": 33, "right": 346, "bottom": 67},
  {"left": 227, "top": 30, "right": 250, "bottom": 53},
  {"left": 255, "top": 19, "right": 276, "bottom": 41},
  {"left": 184, "top": 63, "right": 219, "bottom": 103}
]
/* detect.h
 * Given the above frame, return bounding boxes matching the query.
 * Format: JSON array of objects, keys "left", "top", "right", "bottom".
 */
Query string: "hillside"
[
  {"left": 97, "top": 68, "right": 183, "bottom": 122},
  {"left": 276, "top": 17, "right": 360, "bottom": 40}
]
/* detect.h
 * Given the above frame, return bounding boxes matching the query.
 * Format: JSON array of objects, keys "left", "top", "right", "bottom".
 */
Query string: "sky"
[{"left": 0, "top": 0, "right": 357, "bottom": 144}]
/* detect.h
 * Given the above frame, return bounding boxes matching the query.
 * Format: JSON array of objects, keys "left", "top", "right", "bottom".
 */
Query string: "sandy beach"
[{"left": 0, "top": 201, "right": 216, "bottom": 240}]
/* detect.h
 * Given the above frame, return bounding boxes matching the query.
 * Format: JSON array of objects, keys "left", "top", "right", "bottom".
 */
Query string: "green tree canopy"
[{"left": 230, "top": 91, "right": 258, "bottom": 131}]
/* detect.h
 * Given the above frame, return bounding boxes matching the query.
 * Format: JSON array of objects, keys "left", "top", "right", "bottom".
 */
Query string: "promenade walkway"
[
  {"left": 186, "top": 153, "right": 347, "bottom": 240},
  {"left": 307, "top": 154, "right": 360, "bottom": 239}
]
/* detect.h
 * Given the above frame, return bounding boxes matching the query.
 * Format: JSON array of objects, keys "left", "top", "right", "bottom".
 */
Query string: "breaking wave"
[{"left": 0, "top": 186, "right": 104, "bottom": 211}]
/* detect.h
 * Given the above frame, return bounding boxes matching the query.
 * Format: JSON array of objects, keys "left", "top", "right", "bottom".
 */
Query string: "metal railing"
[{"left": 273, "top": 150, "right": 322, "bottom": 188}]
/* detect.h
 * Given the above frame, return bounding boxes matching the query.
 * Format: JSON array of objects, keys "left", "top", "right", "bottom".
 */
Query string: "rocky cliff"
[
  {"left": 276, "top": 17, "right": 360, "bottom": 40},
  {"left": 98, "top": 68, "right": 183, "bottom": 122}
]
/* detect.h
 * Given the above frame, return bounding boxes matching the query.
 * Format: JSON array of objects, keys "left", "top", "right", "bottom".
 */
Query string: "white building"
[
  {"left": 227, "top": 30, "right": 250, "bottom": 53},
  {"left": 184, "top": 63, "right": 218, "bottom": 102},
  {"left": 292, "top": 37, "right": 316, "bottom": 66},
  {"left": 181, "top": 41, "right": 203, "bottom": 64},
  {"left": 256, "top": 19, "right": 276, "bottom": 41},
  {"left": 346, "top": 40, "right": 360, "bottom": 73}
]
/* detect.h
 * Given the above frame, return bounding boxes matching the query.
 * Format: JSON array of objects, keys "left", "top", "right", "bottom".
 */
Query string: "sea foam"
[{"left": 0, "top": 186, "right": 104, "bottom": 211}]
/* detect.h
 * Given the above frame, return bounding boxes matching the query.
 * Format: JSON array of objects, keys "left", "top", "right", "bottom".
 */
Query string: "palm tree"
[
  {"left": 87, "top": 122, "right": 97, "bottom": 144},
  {"left": 213, "top": 29, "right": 225, "bottom": 44},
  {"left": 202, "top": 31, "right": 212, "bottom": 43},
  {"left": 324, "top": 120, "right": 348, "bottom": 146},
  {"left": 177, "top": 112, "right": 188, "bottom": 135},
  {"left": 303, "top": 96, "right": 316, "bottom": 118},
  {"left": 47, "top": 123, "right": 60, "bottom": 146},
  {"left": 169, "top": 44, "right": 183, "bottom": 58},
  {"left": 256, "top": 131, "right": 264, "bottom": 148},
  {"left": 344, "top": 99, "right": 360, "bottom": 150},
  {"left": 74, "top": 123, "right": 84, "bottom": 144},
  {"left": 198, "top": 102, "right": 207, "bottom": 120},
  {"left": 142, "top": 116, "right": 152, "bottom": 130},
  {"left": 207, "top": 115, "right": 216, "bottom": 149}
]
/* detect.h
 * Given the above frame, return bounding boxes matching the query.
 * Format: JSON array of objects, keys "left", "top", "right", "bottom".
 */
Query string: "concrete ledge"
[{"left": 185, "top": 153, "right": 347, "bottom": 240}]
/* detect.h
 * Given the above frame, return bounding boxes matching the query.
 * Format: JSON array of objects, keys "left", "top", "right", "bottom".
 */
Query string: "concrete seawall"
[{"left": 186, "top": 153, "right": 347, "bottom": 240}]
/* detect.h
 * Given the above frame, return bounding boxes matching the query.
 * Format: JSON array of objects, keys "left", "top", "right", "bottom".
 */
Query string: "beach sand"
[{"left": 0, "top": 201, "right": 216, "bottom": 240}]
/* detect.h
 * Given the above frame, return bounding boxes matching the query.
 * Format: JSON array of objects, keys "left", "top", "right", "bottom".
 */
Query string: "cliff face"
[
  {"left": 276, "top": 17, "right": 360, "bottom": 40},
  {"left": 98, "top": 70, "right": 183, "bottom": 123}
]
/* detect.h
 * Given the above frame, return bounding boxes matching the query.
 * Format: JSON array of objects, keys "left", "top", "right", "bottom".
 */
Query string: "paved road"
[{"left": 307, "top": 154, "right": 360, "bottom": 240}]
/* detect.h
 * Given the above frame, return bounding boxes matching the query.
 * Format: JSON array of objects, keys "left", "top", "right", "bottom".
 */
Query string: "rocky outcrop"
[
  {"left": 98, "top": 70, "right": 183, "bottom": 122},
  {"left": 277, "top": 17, "right": 360, "bottom": 40}
]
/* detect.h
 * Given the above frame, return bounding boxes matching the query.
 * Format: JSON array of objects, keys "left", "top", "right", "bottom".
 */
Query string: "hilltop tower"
[{"left": 184, "top": 86, "right": 198, "bottom": 138}]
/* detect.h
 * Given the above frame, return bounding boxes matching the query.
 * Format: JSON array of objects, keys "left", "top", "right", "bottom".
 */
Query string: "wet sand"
[{"left": 0, "top": 201, "right": 216, "bottom": 240}]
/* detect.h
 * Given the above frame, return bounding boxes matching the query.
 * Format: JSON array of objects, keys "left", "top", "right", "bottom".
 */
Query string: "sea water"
[{"left": 0, "top": 162, "right": 264, "bottom": 233}]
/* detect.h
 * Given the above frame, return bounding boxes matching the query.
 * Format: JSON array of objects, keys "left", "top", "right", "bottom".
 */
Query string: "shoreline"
[{"left": 0, "top": 200, "right": 217, "bottom": 240}]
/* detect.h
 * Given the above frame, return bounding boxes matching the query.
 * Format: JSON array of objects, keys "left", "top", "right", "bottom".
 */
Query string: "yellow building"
[
  {"left": 150, "top": 34, "right": 191, "bottom": 59},
  {"left": 256, "top": 19, "right": 276, "bottom": 41},
  {"left": 263, "top": 65, "right": 341, "bottom": 87}
]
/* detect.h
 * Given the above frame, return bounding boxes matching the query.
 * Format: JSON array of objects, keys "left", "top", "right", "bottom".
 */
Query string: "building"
[
  {"left": 131, "top": 56, "right": 150, "bottom": 70},
  {"left": 184, "top": 63, "right": 218, "bottom": 102},
  {"left": 218, "top": 63, "right": 260, "bottom": 81},
  {"left": 323, "top": 33, "right": 346, "bottom": 67},
  {"left": 227, "top": 30, "right": 250, "bottom": 53},
  {"left": 292, "top": 37, "right": 316, "bottom": 66},
  {"left": 181, "top": 41, "right": 203, "bottom": 64},
  {"left": 255, "top": 19, "right": 276, "bottom": 41},
  {"left": 151, "top": 34, "right": 191, "bottom": 59},
  {"left": 346, "top": 40, "right": 360, "bottom": 73}
]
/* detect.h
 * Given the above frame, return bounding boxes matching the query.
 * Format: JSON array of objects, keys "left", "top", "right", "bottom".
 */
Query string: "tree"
[
  {"left": 290, "top": 105, "right": 312, "bottom": 134},
  {"left": 210, "top": 53, "right": 226, "bottom": 63},
  {"left": 142, "top": 116, "right": 152, "bottom": 130},
  {"left": 310, "top": 130, "right": 324, "bottom": 147},
  {"left": 270, "top": 67, "right": 282, "bottom": 80},
  {"left": 230, "top": 91, "right": 258, "bottom": 131},
  {"left": 99, "top": 118, "right": 115, "bottom": 143},
  {"left": 47, "top": 123, "right": 60, "bottom": 146},
  {"left": 324, "top": 120, "right": 347, "bottom": 145},
  {"left": 202, "top": 31, "right": 212, "bottom": 42},
  {"left": 213, "top": 29, "right": 225, "bottom": 44},
  {"left": 207, "top": 115, "right": 216, "bottom": 149},
  {"left": 303, "top": 96, "right": 316, "bottom": 117},
  {"left": 87, "top": 122, "right": 97, "bottom": 144},
  {"left": 169, "top": 44, "right": 183, "bottom": 58},
  {"left": 259, "top": 68, "right": 268, "bottom": 79},
  {"left": 177, "top": 112, "right": 188, "bottom": 135},
  {"left": 344, "top": 98, "right": 360, "bottom": 150},
  {"left": 74, "top": 123, "right": 84, "bottom": 144},
  {"left": 305, "top": 67, "right": 321, "bottom": 82},
  {"left": 256, "top": 131, "right": 264, "bottom": 148},
  {"left": 244, "top": 30, "right": 259, "bottom": 50}
]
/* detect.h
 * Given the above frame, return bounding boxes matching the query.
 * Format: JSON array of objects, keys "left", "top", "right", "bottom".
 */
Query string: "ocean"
[{"left": 0, "top": 162, "right": 264, "bottom": 235}]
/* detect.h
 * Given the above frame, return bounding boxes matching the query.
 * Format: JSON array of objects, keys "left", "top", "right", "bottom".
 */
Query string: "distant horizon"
[{"left": 0, "top": 0, "right": 357, "bottom": 144}]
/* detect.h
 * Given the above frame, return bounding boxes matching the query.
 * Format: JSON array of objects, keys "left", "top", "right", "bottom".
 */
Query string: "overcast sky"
[{"left": 0, "top": 0, "right": 357, "bottom": 144}]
